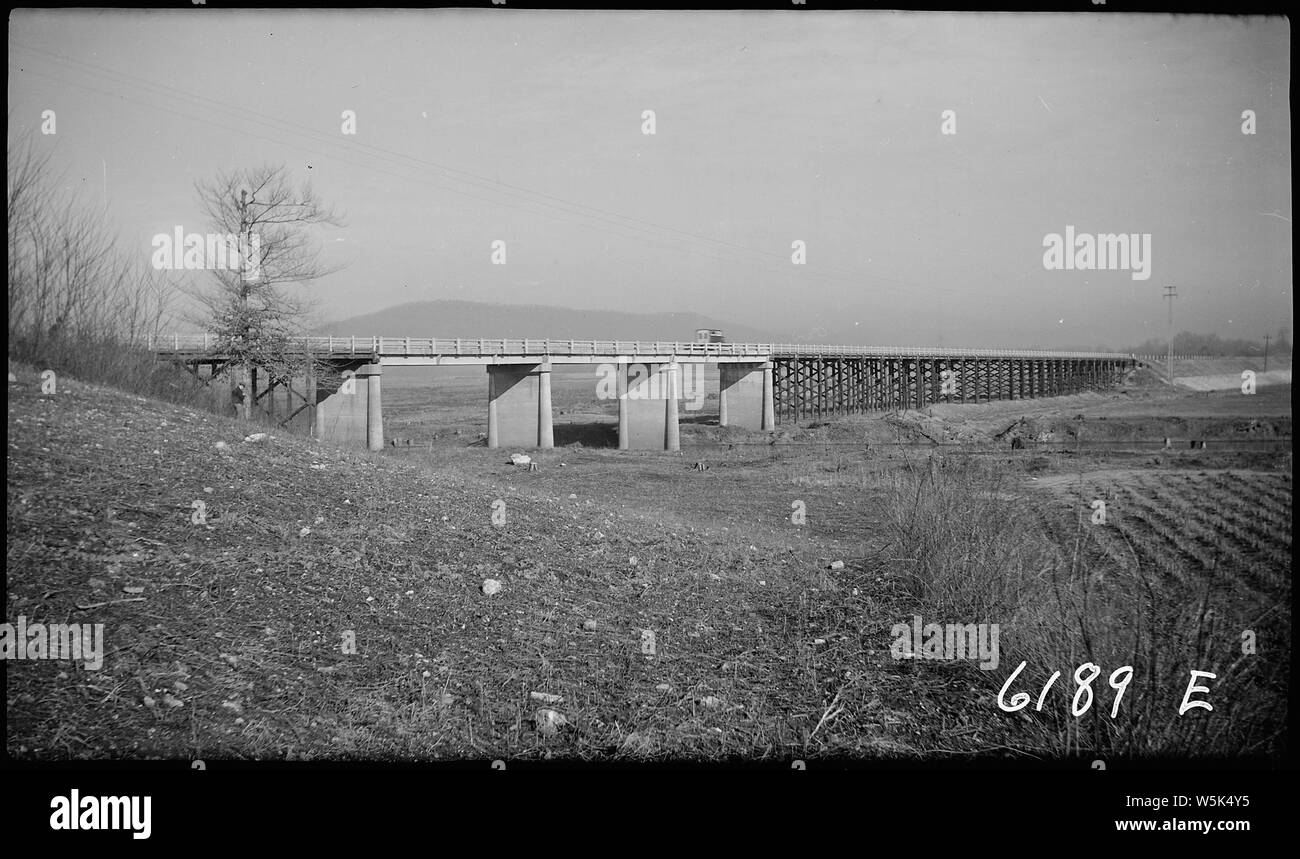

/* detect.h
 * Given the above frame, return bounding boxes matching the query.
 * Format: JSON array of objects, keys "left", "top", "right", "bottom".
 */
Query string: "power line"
[
  {"left": 24, "top": 41, "right": 924, "bottom": 287},
  {"left": 17, "top": 64, "right": 844, "bottom": 291},
  {"left": 11, "top": 44, "right": 959, "bottom": 299}
]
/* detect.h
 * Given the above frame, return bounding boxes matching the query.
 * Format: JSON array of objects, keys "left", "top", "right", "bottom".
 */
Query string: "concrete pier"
[
  {"left": 664, "top": 362, "right": 680, "bottom": 452},
  {"left": 486, "top": 362, "right": 554, "bottom": 449},
  {"left": 620, "top": 362, "right": 680, "bottom": 450},
  {"left": 537, "top": 361, "right": 554, "bottom": 448},
  {"left": 719, "top": 362, "right": 775, "bottom": 431},
  {"left": 617, "top": 359, "right": 630, "bottom": 450},
  {"left": 367, "top": 361, "right": 383, "bottom": 451},
  {"left": 762, "top": 362, "right": 775, "bottom": 430}
]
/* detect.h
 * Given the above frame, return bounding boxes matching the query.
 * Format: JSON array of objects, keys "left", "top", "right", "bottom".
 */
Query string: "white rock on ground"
[
  {"left": 481, "top": 578, "right": 502, "bottom": 596},
  {"left": 534, "top": 709, "right": 567, "bottom": 736},
  {"left": 509, "top": 453, "right": 531, "bottom": 466}
]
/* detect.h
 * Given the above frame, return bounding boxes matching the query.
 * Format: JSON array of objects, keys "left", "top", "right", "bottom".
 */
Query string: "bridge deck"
[{"left": 147, "top": 335, "right": 1133, "bottom": 362}]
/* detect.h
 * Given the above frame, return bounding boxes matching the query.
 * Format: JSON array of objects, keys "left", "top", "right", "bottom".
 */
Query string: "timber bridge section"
[{"left": 149, "top": 335, "right": 1138, "bottom": 451}]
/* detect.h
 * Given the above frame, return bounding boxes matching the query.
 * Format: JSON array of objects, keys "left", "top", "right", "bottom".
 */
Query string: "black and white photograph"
[{"left": 4, "top": 1, "right": 1292, "bottom": 834}]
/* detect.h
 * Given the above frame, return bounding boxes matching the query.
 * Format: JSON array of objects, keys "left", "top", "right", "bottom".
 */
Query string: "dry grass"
[
  {"left": 876, "top": 455, "right": 1289, "bottom": 760},
  {"left": 6, "top": 365, "right": 987, "bottom": 762},
  {"left": 6, "top": 365, "right": 1288, "bottom": 764}
]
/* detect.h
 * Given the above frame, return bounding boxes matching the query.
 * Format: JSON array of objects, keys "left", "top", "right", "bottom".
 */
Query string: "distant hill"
[{"left": 316, "top": 300, "right": 781, "bottom": 343}]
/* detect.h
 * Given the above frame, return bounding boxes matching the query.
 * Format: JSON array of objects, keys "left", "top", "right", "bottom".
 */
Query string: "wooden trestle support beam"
[{"left": 771, "top": 356, "right": 1130, "bottom": 426}]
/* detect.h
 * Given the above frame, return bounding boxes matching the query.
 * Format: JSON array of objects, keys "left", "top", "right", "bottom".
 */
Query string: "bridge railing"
[
  {"left": 310, "top": 337, "right": 776, "bottom": 357},
  {"left": 146, "top": 334, "right": 1134, "bottom": 361},
  {"left": 145, "top": 335, "right": 777, "bottom": 357},
  {"left": 1132, "top": 354, "right": 1216, "bottom": 362},
  {"left": 766, "top": 344, "right": 1132, "bottom": 359}
]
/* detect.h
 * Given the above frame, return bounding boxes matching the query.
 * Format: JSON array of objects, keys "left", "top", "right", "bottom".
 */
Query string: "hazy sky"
[{"left": 8, "top": 10, "right": 1291, "bottom": 348}]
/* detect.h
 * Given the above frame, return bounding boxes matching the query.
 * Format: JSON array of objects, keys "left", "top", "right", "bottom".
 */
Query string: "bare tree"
[
  {"left": 189, "top": 164, "right": 345, "bottom": 419},
  {"left": 8, "top": 128, "right": 171, "bottom": 370}
]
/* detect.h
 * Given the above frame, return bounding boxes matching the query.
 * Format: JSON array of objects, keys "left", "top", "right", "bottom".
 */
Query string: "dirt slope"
[{"left": 6, "top": 369, "right": 989, "bottom": 761}]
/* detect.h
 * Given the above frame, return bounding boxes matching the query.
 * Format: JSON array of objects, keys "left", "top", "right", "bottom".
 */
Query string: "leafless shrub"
[{"left": 7, "top": 127, "right": 206, "bottom": 404}]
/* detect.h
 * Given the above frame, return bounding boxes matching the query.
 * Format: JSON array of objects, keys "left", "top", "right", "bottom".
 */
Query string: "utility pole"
[
  {"left": 1162, "top": 285, "right": 1178, "bottom": 385},
  {"left": 237, "top": 189, "right": 253, "bottom": 421},
  {"left": 1263, "top": 333, "right": 1270, "bottom": 372}
]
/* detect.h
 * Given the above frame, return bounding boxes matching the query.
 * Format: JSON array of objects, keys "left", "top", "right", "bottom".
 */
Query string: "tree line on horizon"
[{"left": 1125, "top": 328, "right": 1290, "bottom": 358}]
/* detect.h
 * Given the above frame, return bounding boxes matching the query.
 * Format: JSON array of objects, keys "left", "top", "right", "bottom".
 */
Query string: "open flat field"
[
  {"left": 6, "top": 363, "right": 1290, "bottom": 763},
  {"left": 1137, "top": 357, "right": 1291, "bottom": 392},
  {"left": 379, "top": 360, "right": 1293, "bottom": 449}
]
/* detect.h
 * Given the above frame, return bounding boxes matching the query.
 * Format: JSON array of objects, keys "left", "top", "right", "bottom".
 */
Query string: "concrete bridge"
[{"left": 148, "top": 335, "right": 1137, "bottom": 451}]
